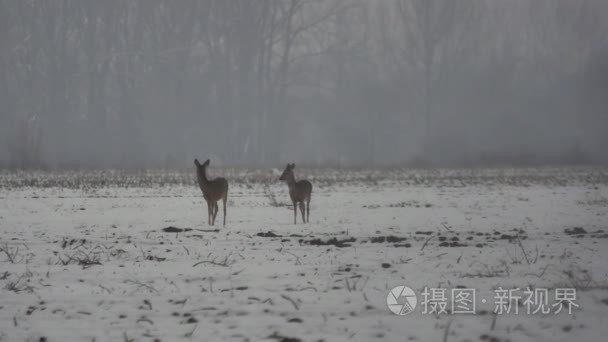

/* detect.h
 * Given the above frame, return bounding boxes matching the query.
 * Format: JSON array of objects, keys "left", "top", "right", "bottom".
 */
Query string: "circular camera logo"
[{"left": 387, "top": 286, "right": 417, "bottom": 315}]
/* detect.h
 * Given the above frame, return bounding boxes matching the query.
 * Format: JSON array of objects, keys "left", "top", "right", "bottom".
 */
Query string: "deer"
[
  {"left": 194, "top": 159, "right": 228, "bottom": 226},
  {"left": 279, "top": 163, "right": 312, "bottom": 224}
]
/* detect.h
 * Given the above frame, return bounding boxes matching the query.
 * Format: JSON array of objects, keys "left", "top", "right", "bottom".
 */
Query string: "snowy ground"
[{"left": 1, "top": 167, "right": 608, "bottom": 342}]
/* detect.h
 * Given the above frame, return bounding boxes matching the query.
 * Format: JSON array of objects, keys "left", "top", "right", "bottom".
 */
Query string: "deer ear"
[
  {"left": 203, "top": 159, "right": 210, "bottom": 166},
  {"left": 291, "top": 163, "right": 295, "bottom": 169},
  {"left": 194, "top": 159, "right": 200, "bottom": 166}
]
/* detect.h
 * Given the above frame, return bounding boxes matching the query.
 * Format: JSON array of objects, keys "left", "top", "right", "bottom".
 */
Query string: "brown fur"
[
  {"left": 194, "top": 159, "right": 229, "bottom": 226},
  {"left": 279, "top": 163, "right": 312, "bottom": 224}
]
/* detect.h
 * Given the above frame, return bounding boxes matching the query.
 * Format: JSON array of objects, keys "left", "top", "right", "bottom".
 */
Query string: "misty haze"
[
  {"left": 1, "top": 1, "right": 607, "bottom": 341},
  {"left": 1, "top": 0, "right": 607, "bottom": 168}
]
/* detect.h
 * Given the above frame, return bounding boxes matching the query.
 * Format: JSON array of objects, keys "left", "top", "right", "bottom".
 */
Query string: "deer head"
[
  {"left": 194, "top": 158, "right": 210, "bottom": 178},
  {"left": 194, "top": 158, "right": 210, "bottom": 169},
  {"left": 279, "top": 163, "right": 295, "bottom": 182}
]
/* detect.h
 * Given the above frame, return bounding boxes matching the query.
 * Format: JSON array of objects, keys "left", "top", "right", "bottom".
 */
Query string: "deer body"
[
  {"left": 194, "top": 159, "right": 228, "bottom": 226},
  {"left": 280, "top": 163, "right": 312, "bottom": 224}
]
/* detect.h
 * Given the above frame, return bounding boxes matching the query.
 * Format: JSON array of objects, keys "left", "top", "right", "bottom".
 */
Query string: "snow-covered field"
[{"left": 1, "top": 167, "right": 607, "bottom": 342}]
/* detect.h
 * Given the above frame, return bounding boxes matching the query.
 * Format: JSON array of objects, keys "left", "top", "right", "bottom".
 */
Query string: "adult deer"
[
  {"left": 279, "top": 163, "right": 312, "bottom": 224},
  {"left": 194, "top": 159, "right": 228, "bottom": 226}
]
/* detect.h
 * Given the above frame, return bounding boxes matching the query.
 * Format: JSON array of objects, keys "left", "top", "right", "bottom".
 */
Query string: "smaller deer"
[
  {"left": 279, "top": 163, "right": 312, "bottom": 224},
  {"left": 194, "top": 159, "right": 228, "bottom": 226}
]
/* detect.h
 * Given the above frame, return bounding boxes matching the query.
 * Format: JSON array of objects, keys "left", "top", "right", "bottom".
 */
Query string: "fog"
[{"left": 1, "top": 0, "right": 607, "bottom": 169}]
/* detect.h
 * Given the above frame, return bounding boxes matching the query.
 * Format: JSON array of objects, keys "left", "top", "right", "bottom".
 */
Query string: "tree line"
[{"left": 1, "top": 0, "right": 607, "bottom": 169}]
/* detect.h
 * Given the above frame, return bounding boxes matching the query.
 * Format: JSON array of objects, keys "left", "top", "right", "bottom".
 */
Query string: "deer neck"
[
  {"left": 197, "top": 168, "right": 210, "bottom": 189},
  {"left": 285, "top": 174, "right": 297, "bottom": 190}
]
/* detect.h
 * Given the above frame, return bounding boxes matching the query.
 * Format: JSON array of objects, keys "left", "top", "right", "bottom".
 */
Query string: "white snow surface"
[{"left": 1, "top": 167, "right": 607, "bottom": 341}]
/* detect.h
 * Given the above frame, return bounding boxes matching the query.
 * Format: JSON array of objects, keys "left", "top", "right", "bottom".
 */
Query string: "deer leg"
[
  {"left": 209, "top": 202, "right": 214, "bottom": 225},
  {"left": 293, "top": 200, "right": 297, "bottom": 224},
  {"left": 306, "top": 197, "right": 310, "bottom": 223},
  {"left": 211, "top": 201, "right": 215, "bottom": 226},
  {"left": 214, "top": 202, "right": 219, "bottom": 224},
  {"left": 212, "top": 202, "right": 219, "bottom": 225},
  {"left": 210, "top": 202, "right": 214, "bottom": 225},
  {"left": 223, "top": 196, "right": 227, "bottom": 226},
  {"left": 299, "top": 202, "right": 305, "bottom": 223},
  {"left": 206, "top": 200, "right": 211, "bottom": 225}
]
